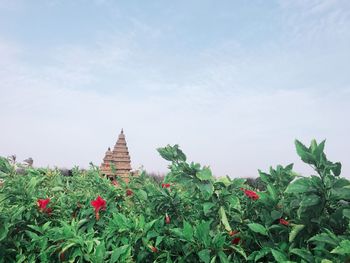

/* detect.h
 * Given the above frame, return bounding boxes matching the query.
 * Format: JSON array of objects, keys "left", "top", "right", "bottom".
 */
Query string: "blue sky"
[{"left": 0, "top": 0, "right": 349, "bottom": 178}]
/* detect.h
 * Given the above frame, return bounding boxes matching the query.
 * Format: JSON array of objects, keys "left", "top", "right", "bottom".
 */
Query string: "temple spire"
[{"left": 100, "top": 129, "right": 133, "bottom": 182}]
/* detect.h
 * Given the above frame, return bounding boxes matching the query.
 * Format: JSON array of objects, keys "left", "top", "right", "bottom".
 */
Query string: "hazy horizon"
[{"left": 1, "top": 0, "right": 349, "bottom": 178}]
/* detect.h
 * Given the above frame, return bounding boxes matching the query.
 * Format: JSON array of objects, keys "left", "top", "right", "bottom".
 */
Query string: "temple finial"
[{"left": 121, "top": 128, "right": 124, "bottom": 134}]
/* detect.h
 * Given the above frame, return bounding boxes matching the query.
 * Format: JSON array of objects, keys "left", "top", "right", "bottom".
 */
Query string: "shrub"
[{"left": 0, "top": 140, "right": 349, "bottom": 262}]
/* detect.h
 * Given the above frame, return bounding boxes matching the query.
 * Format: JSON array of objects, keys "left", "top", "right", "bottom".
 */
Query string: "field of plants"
[{"left": 0, "top": 140, "right": 350, "bottom": 262}]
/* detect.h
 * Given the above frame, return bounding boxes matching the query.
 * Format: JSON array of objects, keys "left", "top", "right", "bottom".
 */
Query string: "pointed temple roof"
[{"left": 100, "top": 129, "right": 134, "bottom": 181}]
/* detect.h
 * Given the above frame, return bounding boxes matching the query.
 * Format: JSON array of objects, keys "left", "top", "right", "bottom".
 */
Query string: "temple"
[{"left": 100, "top": 129, "right": 133, "bottom": 182}]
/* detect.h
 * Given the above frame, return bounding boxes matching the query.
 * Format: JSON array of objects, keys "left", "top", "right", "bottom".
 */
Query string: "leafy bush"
[{"left": 0, "top": 140, "right": 349, "bottom": 262}]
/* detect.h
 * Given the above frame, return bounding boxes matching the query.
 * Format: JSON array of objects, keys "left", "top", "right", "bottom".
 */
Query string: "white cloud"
[
  {"left": 1, "top": 73, "right": 349, "bottom": 178},
  {"left": 279, "top": 0, "right": 350, "bottom": 47}
]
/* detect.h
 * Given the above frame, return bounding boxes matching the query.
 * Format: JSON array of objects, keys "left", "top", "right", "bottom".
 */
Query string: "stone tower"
[{"left": 100, "top": 129, "right": 132, "bottom": 181}]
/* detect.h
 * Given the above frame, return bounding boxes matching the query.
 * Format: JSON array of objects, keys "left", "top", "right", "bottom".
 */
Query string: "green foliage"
[{"left": 0, "top": 140, "right": 349, "bottom": 262}]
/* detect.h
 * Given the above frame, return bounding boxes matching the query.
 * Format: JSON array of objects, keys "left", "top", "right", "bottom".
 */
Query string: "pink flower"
[
  {"left": 162, "top": 183, "right": 171, "bottom": 188},
  {"left": 126, "top": 189, "right": 133, "bottom": 196}
]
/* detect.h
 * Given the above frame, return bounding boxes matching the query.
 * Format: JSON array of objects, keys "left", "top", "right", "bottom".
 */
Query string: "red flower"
[
  {"left": 59, "top": 252, "right": 65, "bottom": 261},
  {"left": 150, "top": 246, "right": 158, "bottom": 253},
  {"left": 162, "top": 183, "right": 171, "bottom": 188},
  {"left": 241, "top": 188, "right": 259, "bottom": 200},
  {"left": 279, "top": 218, "right": 289, "bottom": 226},
  {"left": 231, "top": 237, "right": 241, "bottom": 245},
  {"left": 37, "top": 198, "right": 53, "bottom": 215},
  {"left": 165, "top": 213, "right": 171, "bottom": 224},
  {"left": 126, "top": 189, "right": 133, "bottom": 196},
  {"left": 91, "top": 196, "right": 106, "bottom": 220},
  {"left": 228, "top": 230, "right": 241, "bottom": 244},
  {"left": 37, "top": 198, "right": 50, "bottom": 210},
  {"left": 45, "top": 208, "right": 53, "bottom": 216}
]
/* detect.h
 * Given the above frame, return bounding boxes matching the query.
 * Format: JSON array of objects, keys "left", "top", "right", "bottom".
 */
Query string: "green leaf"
[
  {"left": 136, "top": 189, "right": 148, "bottom": 201},
  {"left": 230, "top": 245, "right": 247, "bottom": 260},
  {"left": 15, "top": 255, "right": 26, "bottom": 263},
  {"left": 231, "top": 178, "right": 246, "bottom": 188},
  {"left": 196, "top": 168, "right": 213, "bottom": 181},
  {"left": 253, "top": 247, "right": 271, "bottom": 262},
  {"left": 174, "top": 146, "right": 187, "bottom": 162},
  {"left": 300, "top": 194, "right": 321, "bottom": 207},
  {"left": 308, "top": 233, "right": 338, "bottom": 246},
  {"left": 25, "top": 230, "right": 39, "bottom": 241},
  {"left": 70, "top": 249, "right": 83, "bottom": 262},
  {"left": 219, "top": 206, "right": 231, "bottom": 232},
  {"left": 61, "top": 243, "right": 76, "bottom": 254},
  {"left": 203, "top": 202, "right": 215, "bottom": 215},
  {"left": 229, "top": 196, "right": 241, "bottom": 211},
  {"left": 42, "top": 221, "right": 52, "bottom": 231},
  {"left": 27, "top": 225, "right": 43, "bottom": 234},
  {"left": 183, "top": 221, "right": 193, "bottom": 241},
  {"left": 271, "top": 249, "right": 288, "bottom": 262},
  {"left": 258, "top": 170, "right": 271, "bottom": 184},
  {"left": 331, "top": 187, "right": 350, "bottom": 201},
  {"left": 313, "top": 139, "right": 325, "bottom": 161},
  {"left": 170, "top": 228, "right": 183, "bottom": 238},
  {"left": 51, "top": 186, "right": 64, "bottom": 192},
  {"left": 333, "top": 178, "right": 350, "bottom": 188},
  {"left": 155, "top": 236, "right": 164, "bottom": 247},
  {"left": 285, "top": 178, "right": 315, "bottom": 194},
  {"left": 86, "top": 241, "right": 94, "bottom": 253},
  {"left": 144, "top": 219, "right": 157, "bottom": 232},
  {"left": 0, "top": 157, "right": 12, "bottom": 174},
  {"left": 247, "top": 223, "right": 268, "bottom": 236},
  {"left": 295, "top": 140, "right": 315, "bottom": 164},
  {"left": 157, "top": 144, "right": 186, "bottom": 162},
  {"left": 331, "top": 240, "right": 350, "bottom": 255},
  {"left": 110, "top": 245, "right": 130, "bottom": 263},
  {"left": 267, "top": 185, "right": 277, "bottom": 201},
  {"left": 217, "top": 251, "right": 229, "bottom": 263},
  {"left": 332, "top": 162, "right": 342, "bottom": 177},
  {"left": 197, "top": 182, "right": 214, "bottom": 200},
  {"left": 0, "top": 224, "right": 9, "bottom": 241},
  {"left": 195, "top": 221, "right": 211, "bottom": 247},
  {"left": 343, "top": 209, "right": 350, "bottom": 219},
  {"left": 289, "top": 224, "right": 305, "bottom": 242},
  {"left": 271, "top": 210, "right": 283, "bottom": 221},
  {"left": 290, "top": 248, "right": 314, "bottom": 263},
  {"left": 310, "top": 139, "right": 317, "bottom": 152},
  {"left": 216, "top": 176, "right": 232, "bottom": 187},
  {"left": 198, "top": 249, "right": 210, "bottom": 263}
]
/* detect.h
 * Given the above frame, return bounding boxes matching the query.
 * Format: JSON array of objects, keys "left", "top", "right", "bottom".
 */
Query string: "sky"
[{"left": 0, "top": 0, "right": 349, "bottom": 178}]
